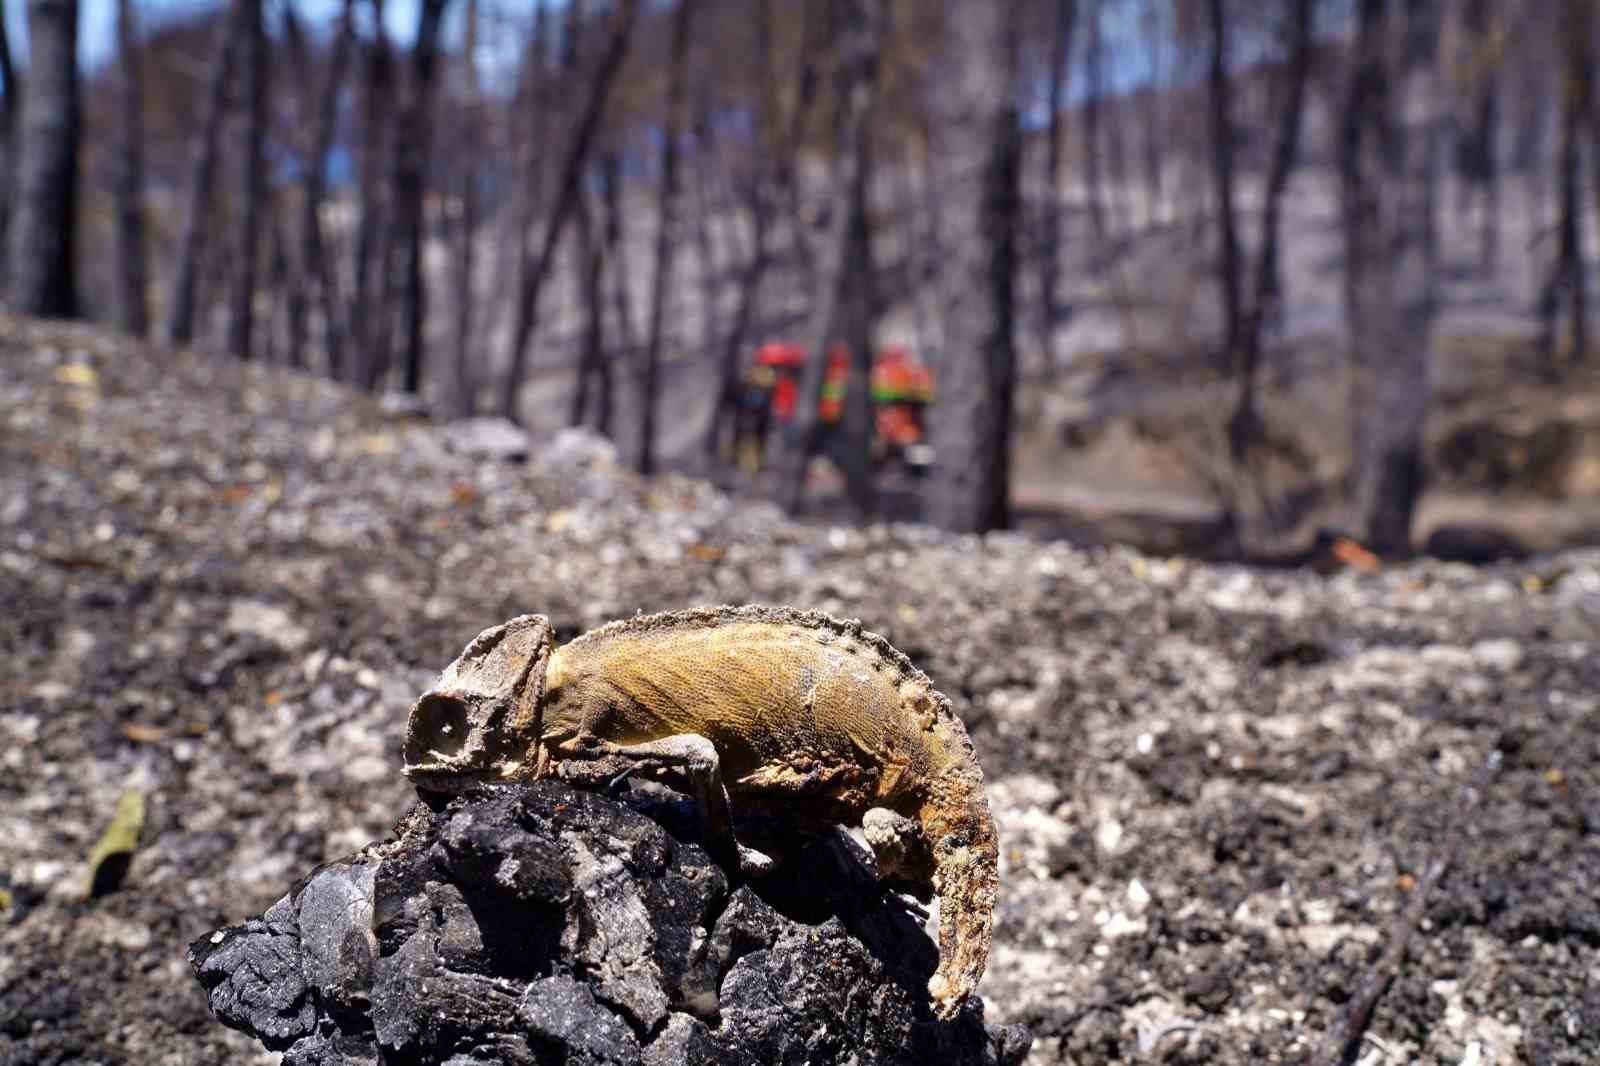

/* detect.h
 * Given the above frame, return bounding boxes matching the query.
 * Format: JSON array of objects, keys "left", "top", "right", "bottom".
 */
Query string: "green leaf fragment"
[{"left": 86, "top": 789, "right": 146, "bottom": 899}]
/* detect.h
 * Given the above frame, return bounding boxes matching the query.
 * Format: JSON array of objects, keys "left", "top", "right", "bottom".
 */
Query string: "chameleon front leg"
[{"left": 551, "top": 734, "right": 776, "bottom": 876}]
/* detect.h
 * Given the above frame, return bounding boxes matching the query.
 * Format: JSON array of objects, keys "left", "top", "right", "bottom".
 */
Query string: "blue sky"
[
  {"left": 3, "top": 0, "right": 428, "bottom": 73},
  {"left": 1, "top": 0, "right": 1228, "bottom": 101}
]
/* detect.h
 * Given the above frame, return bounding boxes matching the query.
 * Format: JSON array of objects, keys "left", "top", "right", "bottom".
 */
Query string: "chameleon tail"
[{"left": 918, "top": 766, "right": 999, "bottom": 1020}]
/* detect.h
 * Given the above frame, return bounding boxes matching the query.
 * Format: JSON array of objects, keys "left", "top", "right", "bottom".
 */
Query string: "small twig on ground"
[
  {"left": 1360, "top": 1032, "right": 1399, "bottom": 1061},
  {"left": 1316, "top": 743, "right": 1505, "bottom": 1066}
]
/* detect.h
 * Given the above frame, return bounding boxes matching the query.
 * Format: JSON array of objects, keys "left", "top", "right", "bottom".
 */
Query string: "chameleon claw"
[
  {"left": 897, "top": 893, "right": 931, "bottom": 923},
  {"left": 736, "top": 843, "right": 777, "bottom": 877}
]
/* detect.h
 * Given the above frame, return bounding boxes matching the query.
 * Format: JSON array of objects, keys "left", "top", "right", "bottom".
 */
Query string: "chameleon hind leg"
[
  {"left": 551, "top": 734, "right": 776, "bottom": 876},
  {"left": 861, "top": 807, "right": 935, "bottom": 899}
]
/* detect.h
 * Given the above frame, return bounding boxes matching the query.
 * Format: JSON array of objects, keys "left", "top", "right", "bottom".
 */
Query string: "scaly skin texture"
[{"left": 402, "top": 605, "right": 999, "bottom": 1020}]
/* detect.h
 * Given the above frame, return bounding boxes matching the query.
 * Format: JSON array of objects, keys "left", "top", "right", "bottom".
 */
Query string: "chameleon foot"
[{"left": 862, "top": 807, "right": 934, "bottom": 890}]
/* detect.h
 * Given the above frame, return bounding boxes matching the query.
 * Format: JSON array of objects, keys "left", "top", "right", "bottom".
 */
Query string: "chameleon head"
[{"left": 402, "top": 614, "right": 553, "bottom": 791}]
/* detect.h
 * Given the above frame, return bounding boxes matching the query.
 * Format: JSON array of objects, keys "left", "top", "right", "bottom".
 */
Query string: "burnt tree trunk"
[
  {"left": 692, "top": 107, "right": 725, "bottom": 432},
  {"left": 600, "top": 150, "right": 638, "bottom": 391},
  {"left": 8, "top": 0, "right": 80, "bottom": 318},
  {"left": 498, "top": 0, "right": 639, "bottom": 422},
  {"left": 224, "top": 0, "right": 266, "bottom": 360},
  {"left": 838, "top": 135, "right": 879, "bottom": 520},
  {"left": 774, "top": 2, "right": 827, "bottom": 294},
  {"left": 449, "top": 0, "right": 482, "bottom": 415},
  {"left": 703, "top": 179, "right": 769, "bottom": 462},
  {"left": 1138, "top": 0, "right": 1164, "bottom": 225},
  {"left": 1583, "top": 9, "right": 1600, "bottom": 330},
  {"left": 570, "top": 188, "right": 612, "bottom": 435},
  {"left": 349, "top": 0, "right": 395, "bottom": 385},
  {"left": 285, "top": 0, "right": 354, "bottom": 377},
  {"left": 633, "top": 0, "right": 695, "bottom": 475},
  {"left": 1342, "top": 0, "right": 1441, "bottom": 555},
  {"left": 926, "top": 0, "right": 1022, "bottom": 534},
  {"left": 1227, "top": 0, "right": 1315, "bottom": 468},
  {"left": 0, "top": 0, "right": 17, "bottom": 291},
  {"left": 166, "top": 0, "right": 240, "bottom": 345},
  {"left": 894, "top": 138, "right": 938, "bottom": 363},
  {"left": 113, "top": 0, "right": 148, "bottom": 336},
  {"left": 280, "top": 2, "right": 311, "bottom": 368},
  {"left": 561, "top": 0, "right": 608, "bottom": 433},
  {"left": 786, "top": 16, "right": 830, "bottom": 285},
  {"left": 1206, "top": 0, "right": 1244, "bottom": 381},
  {"left": 394, "top": 0, "right": 451, "bottom": 395},
  {"left": 563, "top": 0, "right": 604, "bottom": 435},
  {"left": 1081, "top": 0, "right": 1106, "bottom": 245},
  {"left": 492, "top": 2, "right": 551, "bottom": 388},
  {"left": 265, "top": 207, "right": 293, "bottom": 364},
  {"left": 783, "top": 0, "right": 888, "bottom": 515},
  {"left": 1038, "top": 0, "right": 1076, "bottom": 364},
  {"left": 1537, "top": 0, "right": 1592, "bottom": 367},
  {"left": 1459, "top": 0, "right": 1499, "bottom": 275}
]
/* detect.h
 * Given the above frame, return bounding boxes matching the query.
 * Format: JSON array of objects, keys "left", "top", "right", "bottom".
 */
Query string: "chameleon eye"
[{"left": 407, "top": 692, "right": 474, "bottom": 760}]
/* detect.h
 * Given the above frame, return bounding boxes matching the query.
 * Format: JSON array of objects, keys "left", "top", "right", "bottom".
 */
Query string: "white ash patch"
[
  {"left": 1470, "top": 638, "right": 1524, "bottom": 672},
  {"left": 225, "top": 599, "right": 311, "bottom": 652},
  {"left": 1297, "top": 919, "right": 1381, "bottom": 957},
  {"left": 81, "top": 912, "right": 154, "bottom": 952},
  {"left": 996, "top": 808, "right": 1073, "bottom": 881},
  {"left": 988, "top": 773, "right": 1065, "bottom": 813},
  {"left": 1424, "top": 978, "right": 1525, "bottom": 1065},
  {"left": 1202, "top": 567, "right": 1307, "bottom": 620}
]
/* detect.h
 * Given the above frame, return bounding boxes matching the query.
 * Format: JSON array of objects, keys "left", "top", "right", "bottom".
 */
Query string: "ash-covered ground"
[{"left": 1, "top": 312, "right": 1596, "bottom": 1065}]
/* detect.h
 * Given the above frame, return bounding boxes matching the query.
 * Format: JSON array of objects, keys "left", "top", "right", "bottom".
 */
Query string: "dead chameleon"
[{"left": 401, "top": 604, "right": 999, "bottom": 1020}]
